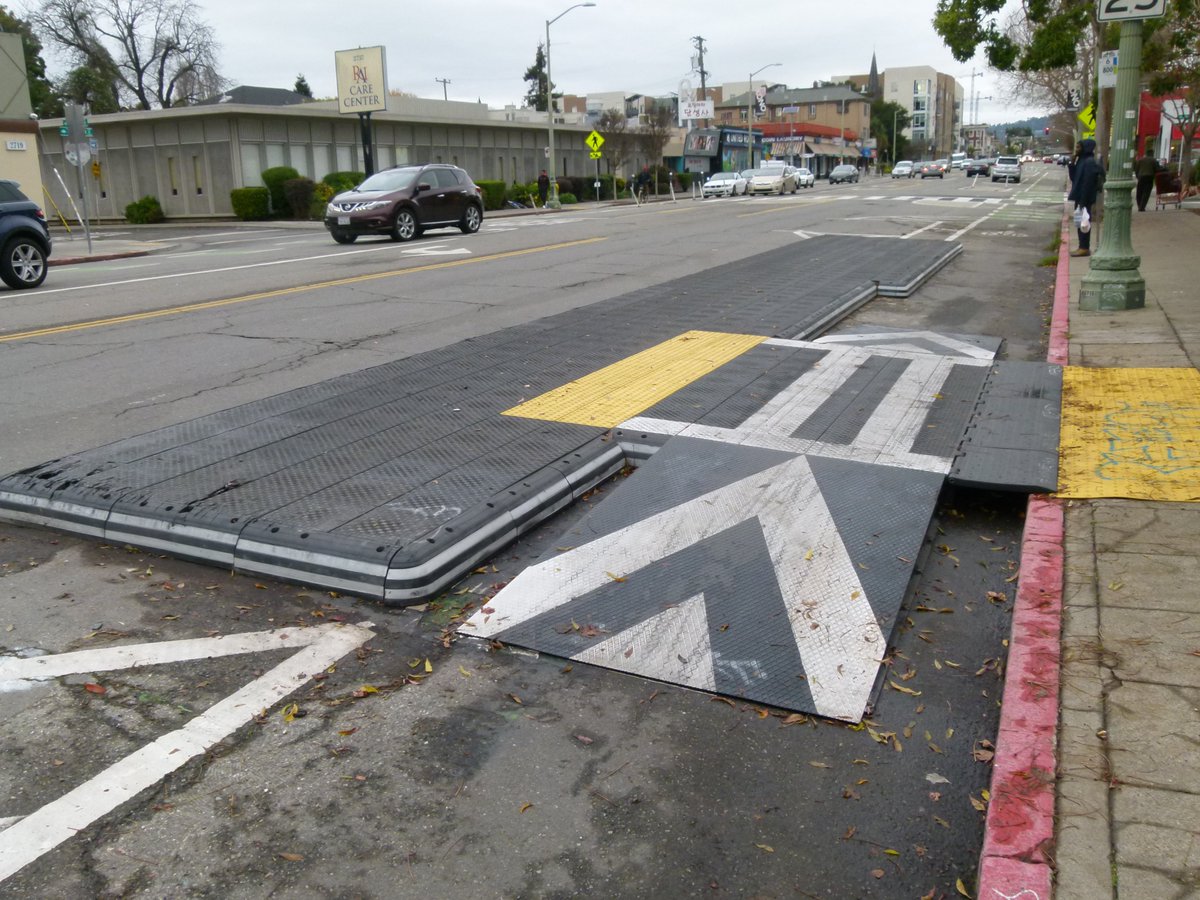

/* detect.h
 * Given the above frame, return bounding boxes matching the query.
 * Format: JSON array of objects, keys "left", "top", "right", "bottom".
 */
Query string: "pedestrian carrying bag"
[{"left": 1079, "top": 207, "right": 1091, "bottom": 232}]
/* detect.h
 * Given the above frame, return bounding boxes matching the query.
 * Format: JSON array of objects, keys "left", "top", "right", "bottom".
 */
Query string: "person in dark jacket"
[
  {"left": 1134, "top": 152, "right": 1158, "bottom": 211},
  {"left": 537, "top": 170, "right": 550, "bottom": 206},
  {"left": 1067, "top": 138, "right": 1104, "bottom": 257}
]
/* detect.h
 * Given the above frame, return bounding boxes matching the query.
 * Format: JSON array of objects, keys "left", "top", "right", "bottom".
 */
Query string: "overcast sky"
[{"left": 40, "top": 0, "right": 1038, "bottom": 124}]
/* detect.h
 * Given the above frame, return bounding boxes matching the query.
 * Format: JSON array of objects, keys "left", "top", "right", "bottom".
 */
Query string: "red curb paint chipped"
[
  {"left": 978, "top": 855, "right": 1053, "bottom": 899},
  {"left": 978, "top": 493, "right": 1064, "bottom": 896},
  {"left": 1047, "top": 220, "right": 1071, "bottom": 365}
]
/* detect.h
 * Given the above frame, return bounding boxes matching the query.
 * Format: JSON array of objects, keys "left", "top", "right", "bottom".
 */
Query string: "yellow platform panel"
[
  {"left": 503, "top": 330, "right": 765, "bottom": 428},
  {"left": 1058, "top": 366, "right": 1200, "bottom": 501}
]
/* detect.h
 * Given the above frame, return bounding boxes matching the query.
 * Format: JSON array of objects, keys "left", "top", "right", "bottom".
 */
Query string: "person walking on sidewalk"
[
  {"left": 536, "top": 170, "right": 550, "bottom": 207},
  {"left": 1135, "top": 151, "right": 1158, "bottom": 212},
  {"left": 1068, "top": 138, "right": 1104, "bottom": 257}
]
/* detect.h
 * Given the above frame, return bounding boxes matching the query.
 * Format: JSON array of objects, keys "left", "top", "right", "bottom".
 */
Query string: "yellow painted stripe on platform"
[
  {"left": 1058, "top": 366, "right": 1200, "bottom": 501},
  {"left": 503, "top": 330, "right": 766, "bottom": 428}
]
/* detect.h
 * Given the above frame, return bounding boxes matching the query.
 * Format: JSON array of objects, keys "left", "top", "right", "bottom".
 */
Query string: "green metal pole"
[{"left": 1079, "top": 20, "right": 1145, "bottom": 311}]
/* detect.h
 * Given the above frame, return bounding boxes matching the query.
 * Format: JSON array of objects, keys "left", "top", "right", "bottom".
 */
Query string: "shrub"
[
  {"left": 474, "top": 179, "right": 507, "bottom": 211},
  {"left": 506, "top": 181, "right": 537, "bottom": 206},
  {"left": 124, "top": 195, "right": 164, "bottom": 224},
  {"left": 283, "top": 177, "right": 315, "bottom": 219},
  {"left": 230, "top": 187, "right": 270, "bottom": 220},
  {"left": 559, "top": 192, "right": 577, "bottom": 204},
  {"left": 677, "top": 172, "right": 693, "bottom": 191},
  {"left": 261, "top": 166, "right": 300, "bottom": 215},
  {"left": 310, "top": 182, "right": 334, "bottom": 220},
  {"left": 322, "top": 171, "right": 365, "bottom": 194}
]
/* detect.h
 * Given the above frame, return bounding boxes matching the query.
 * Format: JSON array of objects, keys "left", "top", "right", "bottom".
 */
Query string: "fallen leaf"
[
  {"left": 809, "top": 761, "right": 831, "bottom": 768},
  {"left": 424, "top": 658, "right": 433, "bottom": 673},
  {"left": 779, "top": 713, "right": 807, "bottom": 726},
  {"left": 884, "top": 848, "right": 900, "bottom": 856},
  {"left": 605, "top": 571, "right": 627, "bottom": 583},
  {"left": 934, "top": 815, "right": 950, "bottom": 828},
  {"left": 338, "top": 728, "right": 358, "bottom": 737},
  {"left": 575, "top": 734, "right": 594, "bottom": 745},
  {"left": 889, "top": 681, "right": 922, "bottom": 696},
  {"left": 279, "top": 852, "right": 304, "bottom": 862},
  {"left": 956, "top": 877, "right": 972, "bottom": 897},
  {"left": 458, "top": 665, "right": 472, "bottom": 678},
  {"left": 519, "top": 802, "right": 533, "bottom": 813},
  {"left": 871, "top": 868, "right": 885, "bottom": 879},
  {"left": 843, "top": 825, "right": 857, "bottom": 840},
  {"left": 755, "top": 843, "right": 774, "bottom": 853},
  {"left": 509, "top": 693, "right": 523, "bottom": 705},
  {"left": 84, "top": 683, "right": 106, "bottom": 695},
  {"left": 926, "top": 773, "right": 950, "bottom": 785}
]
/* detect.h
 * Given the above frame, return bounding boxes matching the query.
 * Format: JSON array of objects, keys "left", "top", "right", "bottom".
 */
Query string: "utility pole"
[
  {"left": 691, "top": 36, "right": 709, "bottom": 125},
  {"left": 435, "top": 77, "right": 451, "bottom": 101}
]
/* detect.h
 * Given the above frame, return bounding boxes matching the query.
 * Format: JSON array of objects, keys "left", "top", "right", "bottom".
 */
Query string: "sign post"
[
  {"left": 334, "top": 47, "right": 388, "bottom": 178},
  {"left": 1078, "top": 0, "right": 1167, "bottom": 311},
  {"left": 61, "top": 102, "right": 93, "bottom": 252}
]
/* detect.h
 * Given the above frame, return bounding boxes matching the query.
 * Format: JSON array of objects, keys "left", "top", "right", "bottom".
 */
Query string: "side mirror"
[{"left": 417, "top": 182, "right": 433, "bottom": 192}]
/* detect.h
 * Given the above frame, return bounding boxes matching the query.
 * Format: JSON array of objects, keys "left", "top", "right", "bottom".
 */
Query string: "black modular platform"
[{"left": 0, "top": 235, "right": 1047, "bottom": 610}]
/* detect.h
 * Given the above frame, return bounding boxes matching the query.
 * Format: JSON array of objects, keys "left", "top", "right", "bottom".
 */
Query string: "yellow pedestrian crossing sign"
[
  {"left": 1078, "top": 102, "right": 1096, "bottom": 132},
  {"left": 586, "top": 130, "right": 605, "bottom": 152},
  {"left": 589, "top": 150, "right": 602, "bottom": 159}
]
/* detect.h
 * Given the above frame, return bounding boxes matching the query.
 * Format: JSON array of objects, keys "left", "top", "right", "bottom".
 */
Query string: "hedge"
[
  {"left": 124, "top": 195, "right": 164, "bottom": 224},
  {"left": 261, "top": 166, "right": 300, "bottom": 215},
  {"left": 310, "top": 182, "right": 334, "bottom": 220},
  {"left": 231, "top": 187, "right": 270, "bottom": 220},
  {"left": 283, "top": 177, "right": 316, "bottom": 219},
  {"left": 322, "top": 171, "right": 365, "bottom": 194},
  {"left": 474, "top": 179, "right": 507, "bottom": 211}
]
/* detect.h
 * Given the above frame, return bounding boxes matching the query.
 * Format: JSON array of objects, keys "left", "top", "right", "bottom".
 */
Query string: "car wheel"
[
  {"left": 0, "top": 235, "right": 48, "bottom": 289},
  {"left": 330, "top": 229, "right": 357, "bottom": 245},
  {"left": 459, "top": 204, "right": 482, "bottom": 234},
  {"left": 390, "top": 208, "right": 419, "bottom": 242}
]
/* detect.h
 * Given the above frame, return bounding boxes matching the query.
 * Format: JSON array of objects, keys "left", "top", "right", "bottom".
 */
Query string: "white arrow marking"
[
  {"left": 0, "top": 623, "right": 374, "bottom": 884},
  {"left": 469, "top": 455, "right": 884, "bottom": 720},
  {"left": 400, "top": 246, "right": 472, "bottom": 256}
]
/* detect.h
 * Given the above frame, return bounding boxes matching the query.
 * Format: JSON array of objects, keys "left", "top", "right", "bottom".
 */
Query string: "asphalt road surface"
[{"left": 0, "top": 165, "right": 1064, "bottom": 898}]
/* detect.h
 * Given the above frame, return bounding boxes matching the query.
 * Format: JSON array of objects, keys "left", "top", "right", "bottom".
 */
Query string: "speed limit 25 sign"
[{"left": 1097, "top": 0, "right": 1167, "bottom": 20}]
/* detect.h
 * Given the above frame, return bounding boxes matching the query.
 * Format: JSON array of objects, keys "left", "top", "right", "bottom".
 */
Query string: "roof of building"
[{"left": 195, "top": 85, "right": 310, "bottom": 106}]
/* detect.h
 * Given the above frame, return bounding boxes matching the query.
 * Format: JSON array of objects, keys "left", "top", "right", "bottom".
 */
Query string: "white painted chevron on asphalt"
[
  {"left": 812, "top": 330, "right": 996, "bottom": 360},
  {"left": 467, "top": 453, "right": 884, "bottom": 720}
]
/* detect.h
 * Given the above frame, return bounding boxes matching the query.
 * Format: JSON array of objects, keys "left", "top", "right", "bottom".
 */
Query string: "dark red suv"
[{"left": 324, "top": 164, "right": 484, "bottom": 244}]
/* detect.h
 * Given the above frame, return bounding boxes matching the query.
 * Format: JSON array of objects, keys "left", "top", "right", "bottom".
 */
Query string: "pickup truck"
[{"left": 991, "top": 155, "right": 1023, "bottom": 184}]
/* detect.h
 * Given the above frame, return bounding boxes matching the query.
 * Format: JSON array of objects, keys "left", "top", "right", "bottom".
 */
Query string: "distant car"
[
  {"left": 965, "top": 158, "right": 992, "bottom": 177},
  {"left": 828, "top": 164, "right": 859, "bottom": 184},
  {"left": 991, "top": 155, "right": 1023, "bottom": 183},
  {"left": 791, "top": 166, "right": 816, "bottom": 188},
  {"left": 891, "top": 160, "right": 915, "bottom": 178},
  {"left": 324, "top": 163, "right": 484, "bottom": 244},
  {"left": 0, "top": 178, "right": 52, "bottom": 290},
  {"left": 1042, "top": 155, "right": 1055, "bottom": 163},
  {"left": 917, "top": 160, "right": 945, "bottom": 179},
  {"left": 701, "top": 171, "right": 748, "bottom": 198},
  {"left": 747, "top": 167, "right": 798, "bottom": 195}
]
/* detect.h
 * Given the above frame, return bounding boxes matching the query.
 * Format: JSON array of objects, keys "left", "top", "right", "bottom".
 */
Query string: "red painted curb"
[{"left": 976, "top": 212, "right": 1072, "bottom": 898}]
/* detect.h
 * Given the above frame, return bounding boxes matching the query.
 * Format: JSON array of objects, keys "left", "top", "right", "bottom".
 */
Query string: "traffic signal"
[{"left": 1044, "top": 127, "right": 1050, "bottom": 135}]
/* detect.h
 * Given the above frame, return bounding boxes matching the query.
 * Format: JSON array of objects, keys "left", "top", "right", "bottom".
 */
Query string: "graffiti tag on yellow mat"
[{"left": 1058, "top": 367, "right": 1200, "bottom": 501}]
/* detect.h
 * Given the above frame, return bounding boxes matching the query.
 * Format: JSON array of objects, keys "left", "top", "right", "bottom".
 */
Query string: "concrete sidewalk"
[
  {"left": 979, "top": 205, "right": 1200, "bottom": 899},
  {"left": 1055, "top": 208, "right": 1200, "bottom": 900}
]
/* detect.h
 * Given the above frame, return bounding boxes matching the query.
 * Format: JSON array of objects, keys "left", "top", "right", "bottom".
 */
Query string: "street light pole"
[
  {"left": 545, "top": 2, "right": 596, "bottom": 210},
  {"left": 1079, "top": 19, "right": 1146, "bottom": 311},
  {"left": 746, "top": 62, "right": 781, "bottom": 168},
  {"left": 892, "top": 107, "right": 899, "bottom": 166}
]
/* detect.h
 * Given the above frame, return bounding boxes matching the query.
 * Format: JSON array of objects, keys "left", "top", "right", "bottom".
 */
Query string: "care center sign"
[{"left": 334, "top": 46, "right": 389, "bottom": 114}]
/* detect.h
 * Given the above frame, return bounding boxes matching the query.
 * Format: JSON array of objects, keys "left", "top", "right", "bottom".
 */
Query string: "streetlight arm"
[{"left": 746, "top": 62, "right": 781, "bottom": 168}]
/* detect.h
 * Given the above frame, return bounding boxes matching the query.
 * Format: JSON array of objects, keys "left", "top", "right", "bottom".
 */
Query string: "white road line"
[
  {"left": 0, "top": 622, "right": 374, "bottom": 884},
  {"left": 943, "top": 209, "right": 1001, "bottom": 242},
  {"left": 29, "top": 242, "right": 451, "bottom": 296},
  {"left": 902, "top": 221, "right": 943, "bottom": 239}
]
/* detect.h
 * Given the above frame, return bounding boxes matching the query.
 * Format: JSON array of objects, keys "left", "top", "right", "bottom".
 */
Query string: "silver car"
[
  {"left": 788, "top": 166, "right": 816, "bottom": 188},
  {"left": 747, "top": 167, "right": 798, "bottom": 195},
  {"left": 991, "top": 156, "right": 1023, "bottom": 183}
]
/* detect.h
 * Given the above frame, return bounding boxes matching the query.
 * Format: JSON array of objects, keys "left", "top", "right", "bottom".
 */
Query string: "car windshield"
[
  {"left": 997, "top": 157, "right": 1019, "bottom": 165},
  {"left": 751, "top": 169, "right": 780, "bottom": 177},
  {"left": 709, "top": 173, "right": 734, "bottom": 181},
  {"left": 356, "top": 168, "right": 421, "bottom": 192},
  {"left": 795, "top": 168, "right": 811, "bottom": 175}
]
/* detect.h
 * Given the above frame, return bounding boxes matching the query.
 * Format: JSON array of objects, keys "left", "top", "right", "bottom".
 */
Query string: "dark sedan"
[{"left": 965, "top": 158, "right": 992, "bottom": 177}]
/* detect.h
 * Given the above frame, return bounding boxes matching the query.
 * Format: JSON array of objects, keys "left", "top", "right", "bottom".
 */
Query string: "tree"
[
  {"left": 293, "top": 73, "right": 313, "bottom": 99},
  {"left": 598, "top": 107, "right": 633, "bottom": 176},
  {"left": 638, "top": 101, "right": 675, "bottom": 171},
  {"left": 0, "top": 5, "right": 61, "bottom": 117},
  {"left": 870, "top": 99, "right": 910, "bottom": 163},
  {"left": 59, "top": 65, "right": 119, "bottom": 112},
  {"left": 28, "top": 0, "right": 224, "bottom": 109},
  {"left": 1144, "top": 0, "right": 1200, "bottom": 186},
  {"left": 990, "top": 6, "right": 1098, "bottom": 117},
  {"left": 523, "top": 42, "right": 549, "bottom": 111}
]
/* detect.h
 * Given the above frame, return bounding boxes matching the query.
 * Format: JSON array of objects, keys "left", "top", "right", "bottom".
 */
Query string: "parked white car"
[
  {"left": 701, "top": 171, "right": 749, "bottom": 198},
  {"left": 891, "top": 160, "right": 915, "bottom": 178},
  {"left": 789, "top": 167, "right": 816, "bottom": 188}
]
